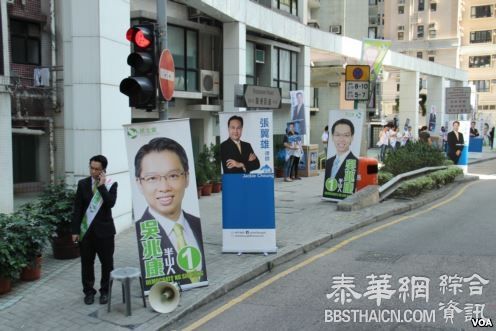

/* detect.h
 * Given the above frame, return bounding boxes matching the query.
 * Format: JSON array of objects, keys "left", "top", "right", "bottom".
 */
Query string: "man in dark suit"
[
  {"left": 323, "top": 119, "right": 358, "bottom": 200},
  {"left": 220, "top": 115, "right": 260, "bottom": 174},
  {"left": 291, "top": 91, "right": 306, "bottom": 135},
  {"left": 72, "top": 155, "right": 118, "bottom": 305},
  {"left": 134, "top": 137, "right": 207, "bottom": 289},
  {"left": 447, "top": 120, "right": 465, "bottom": 165}
]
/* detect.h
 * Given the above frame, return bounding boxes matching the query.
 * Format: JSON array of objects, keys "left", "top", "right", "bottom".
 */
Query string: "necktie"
[
  {"left": 92, "top": 180, "right": 98, "bottom": 194},
  {"left": 173, "top": 223, "right": 200, "bottom": 283},
  {"left": 331, "top": 156, "right": 340, "bottom": 178},
  {"left": 236, "top": 141, "right": 242, "bottom": 154}
]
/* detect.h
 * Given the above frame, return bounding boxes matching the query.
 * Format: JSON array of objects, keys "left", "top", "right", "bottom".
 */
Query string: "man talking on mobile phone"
[{"left": 72, "top": 155, "right": 118, "bottom": 305}]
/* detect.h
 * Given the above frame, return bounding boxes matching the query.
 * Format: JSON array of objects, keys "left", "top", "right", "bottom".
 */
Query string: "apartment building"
[{"left": 460, "top": 0, "right": 496, "bottom": 119}]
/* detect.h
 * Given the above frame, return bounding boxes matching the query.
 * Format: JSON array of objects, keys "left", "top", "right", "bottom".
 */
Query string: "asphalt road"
[{"left": 168, "top": 168, "right": 496, "bottom": 331}]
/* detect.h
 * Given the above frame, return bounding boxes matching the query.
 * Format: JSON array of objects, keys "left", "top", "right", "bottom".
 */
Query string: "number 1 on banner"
[{"left": 177, "top": 246, "right": 201, "bottom": 272}]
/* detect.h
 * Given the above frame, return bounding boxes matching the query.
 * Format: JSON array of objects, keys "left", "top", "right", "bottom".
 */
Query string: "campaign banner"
[
  {"left": 447, "top": 120, "right": 470, "bottom": 173},
  {"left": 289, "top": 90, "right": 306, "bottom": 135},
  {"left": 361, "top": 39, "right": 391, "bottom": 82},
  {"left": 219, "top": 111, "right": 276, "bottom": 253},
  {"left": 123, "top": 119, "right": 208, "bottom": 292},
  {"left": 323, "top": 110, "right": 365, "bottom": 201}
]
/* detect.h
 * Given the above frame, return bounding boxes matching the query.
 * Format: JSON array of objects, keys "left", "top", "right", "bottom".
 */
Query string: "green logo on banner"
[
  {"left": 127, "top": 128, "right": 138, "bottom": 139},
  {"left": 177, "top": 246, "right": 201, "bottom": 272},
  {"left": 325, "top": 177, "right": 338, "bottom": 192}
]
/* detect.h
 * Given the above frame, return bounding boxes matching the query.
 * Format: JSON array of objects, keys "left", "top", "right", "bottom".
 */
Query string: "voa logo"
[{"left": 471, "top": 318, "right": 493, "bottom": 327}]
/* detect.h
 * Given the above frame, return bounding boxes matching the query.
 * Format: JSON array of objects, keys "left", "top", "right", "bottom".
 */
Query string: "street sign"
[
  {"left": 244, "top": 85, "right": 281, "bottom": 109},
  {"left": 159, "top": 49, "right": 175, "bottom": 101},
  {"left": 445, "top": 87, "right": 471, "bottom": 114},
  {"left": 345, "top": 65, "right": 370, "bottom": 101}
]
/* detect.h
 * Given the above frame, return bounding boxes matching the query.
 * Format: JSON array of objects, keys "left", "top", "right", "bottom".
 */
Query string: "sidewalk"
[{"left": 1, "top": 150, "right": 495, "bottom": 331}]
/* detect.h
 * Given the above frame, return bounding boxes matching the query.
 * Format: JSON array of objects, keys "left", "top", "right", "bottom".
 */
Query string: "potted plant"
[
  {"left": 195, "top": 165, "right": 207, "bottom": 199},
  {"left": 198, "top": 145, "right": 214, "bottom": 196},
  {"left": 14, "top": 204, "right": 55, "bottom": 281},
  {"left": 211, "top": 143, "right": 222, "bottom": 193},
  {"left": 0, "top": 213, "right": 28, "bottom": 294},
  {"left": 37, "top": 181, "right": 79, "bottom": 259}
]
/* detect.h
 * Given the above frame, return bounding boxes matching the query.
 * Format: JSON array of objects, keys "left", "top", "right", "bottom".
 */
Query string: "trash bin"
[
  {"left": 356, "top": 157, "right": 378, "bottom": 191},
  {"left": 298, "top": 144, "right": 319, "bottom": 177}
]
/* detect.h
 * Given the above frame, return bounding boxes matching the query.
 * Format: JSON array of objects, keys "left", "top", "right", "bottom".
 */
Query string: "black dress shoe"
[
  {"left": 84, "top": 294, "right": 95, "bottom": 305},
  {"left": 99, "top": 294, "right": 108, "bottom": 305}
]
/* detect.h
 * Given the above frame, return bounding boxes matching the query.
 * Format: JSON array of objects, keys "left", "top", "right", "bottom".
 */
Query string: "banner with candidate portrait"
[
  {"left": 289, "top": 90, "right": 306, "bottom": 135},
  {"left": 123, "top": 119, "right": 208, "bottom": 292},
  {"left": 323, "top": 110, "right": 365, "bottom": 202},
  {"left": 219, "top": 111, "right": 276, "bottom": 253},
  {"left": 447, "top": 120, "right": 470, "bottom": 173}
]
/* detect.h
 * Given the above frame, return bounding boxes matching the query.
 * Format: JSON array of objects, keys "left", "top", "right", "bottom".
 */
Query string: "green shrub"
[
  {"left": 0, "top": 214, "right": 28, "bottom": 279},
  {"left": 382, "top": 142, "right": 446, "bottom": 176},
  {"left": 393, "top": 167, "right": 463, "bottom": 198},
  {"left": 378, "top": 171, "right": 394, "bottom": 185}
]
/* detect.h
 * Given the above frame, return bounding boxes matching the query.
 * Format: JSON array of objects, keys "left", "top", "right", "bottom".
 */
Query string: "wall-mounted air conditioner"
[
  {"left": 330, "top": 25, "right": 342, "bottom": 34},
  {"left": 200, "top": 70, "right": 220, "bottom": 96}
]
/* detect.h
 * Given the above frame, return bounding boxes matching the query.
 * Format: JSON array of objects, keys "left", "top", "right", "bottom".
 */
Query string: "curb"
[
  {"left": 468, "top": 155, "right": 496, "bottom": 165},
  {"left": 157, "top": 176, "right": 479, "bottom": 330}
]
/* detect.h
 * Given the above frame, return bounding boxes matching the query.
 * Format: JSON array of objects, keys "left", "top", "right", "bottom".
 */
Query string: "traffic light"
[{"left": 120, "top": 24, "right": 157, "bottom": 110}]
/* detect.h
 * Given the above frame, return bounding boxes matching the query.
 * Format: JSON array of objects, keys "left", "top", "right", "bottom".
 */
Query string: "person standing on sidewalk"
[{"left": 72, "top": 155, "right": 118, "bottom": 305}]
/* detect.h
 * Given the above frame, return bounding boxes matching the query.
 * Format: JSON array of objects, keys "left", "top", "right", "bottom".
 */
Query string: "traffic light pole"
[{"left": 157, "top": 0, "right": 168, "bottom": 120}]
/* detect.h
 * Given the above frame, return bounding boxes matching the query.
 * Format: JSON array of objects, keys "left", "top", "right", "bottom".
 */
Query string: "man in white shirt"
[{"left": 134, "top": 137, "right": 207, "bottom": 290}]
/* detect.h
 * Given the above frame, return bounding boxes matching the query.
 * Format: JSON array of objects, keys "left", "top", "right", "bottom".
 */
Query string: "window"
[
  {"left": 418, "top": 0, "right": 425, "bottom": 11},
  {"left": 470, "top": 80, "right": 490, "bottom": 92},
  {"left": 398, "top": 6, "right": 404, "bottom": 14},
  {"left": 369, "top": 0, "right": 377, "bottom": 5},
  {"left": 428, "top": 56, "right": 435, "bottom": 62},
  {"left": 277, "top": 0, "right": 297, "bottom": 16},
  {"left": 429, "top": 29, "right": 437, "bottom": 38},
  {"left": 368, "top": 27, "right": 377, "bottom": 39},
  {"left": 10, "top": 19, "right": 41, "bottom": 65},
  {"left": 168, "top": 25, "right": 198, "bottom": 92},
  {"left": 246, "top": 42, "right": 255, "bottom": 85},
  {"left": 430, "top": 3, "right": 437, "bottom": 11},
  {"left": 417, "top": 25, "right": 424, "bottom": 38},
  {"left": 469, "top": 55, "right": 491, "bottom": 68},
  {"left": 470, "top": 30, "right": 492, "bottom": 43},
  {"left": 417, "top": 52, "right": 423, "bottom": 59},
  {"left": 272, "top": 47, "right": 297, "bottom": 98},
  {"left": 471, "top": 5, "right": 493, "bottom": 18},
  {"left": 398, "top": 32, "right": 404, "bottom": 40}
]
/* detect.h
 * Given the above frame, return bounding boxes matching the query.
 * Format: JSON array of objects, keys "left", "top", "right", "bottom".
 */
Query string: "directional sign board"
[
  {"left": 244, "top": 85, "right": 281, "bottom": 109},
  {"left": 445, "top": 87, "right": 471, "bottom": 114},
  {"left": 345, "top": 65, "right": 370, "bottom": 101}
]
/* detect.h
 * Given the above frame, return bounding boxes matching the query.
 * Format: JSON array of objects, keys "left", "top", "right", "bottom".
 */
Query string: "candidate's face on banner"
[
  {"left": 452, "top": 122, "right": 460, "bottom": 132},
  {"left": 296, "top": 93, "right": 303, "bottom": 105},
  {"left": 137, "top": 150, "right": 189, "bottom": 221},
  {"left": 332, "top": 124, "right": 353, "bottom": 154},
  {"left": 228, "top": 119, "right": 243, "bottom": 141}
]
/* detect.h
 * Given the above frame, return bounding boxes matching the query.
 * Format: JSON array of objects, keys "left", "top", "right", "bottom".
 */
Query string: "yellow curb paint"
[{"left": 183, "top": 181, "right": 477, "bottom": 331}]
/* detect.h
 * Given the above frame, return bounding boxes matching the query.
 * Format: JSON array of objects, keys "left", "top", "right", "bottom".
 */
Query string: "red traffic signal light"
[
  {"left": 120, "top": 23, "right": 157, "bottom": 110},
  {"left": 126, "top": 26, "right": 152, "bottom": 49}
]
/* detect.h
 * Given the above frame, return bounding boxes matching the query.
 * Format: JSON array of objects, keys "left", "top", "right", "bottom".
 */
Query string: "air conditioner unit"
[
  {"left": 200, "top": 70, "right": 220, "bottom": 96},
  {"left": 330, "top": 25, "right": 342, "bottom": 34},
  {"left": 398, "top": 25, "right": 405, "bottom": 31},
  {"left": 7, "top": 0, "right": 15, "bottom": 4}
]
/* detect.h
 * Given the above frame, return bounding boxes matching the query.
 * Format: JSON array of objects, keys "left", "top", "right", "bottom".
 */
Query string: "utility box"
[
  {"left": 356, "top": 157, "right": 378, "bottom": 191},
  {"left": 298, "top": 144, "right": 319, "bottom": 177}
]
